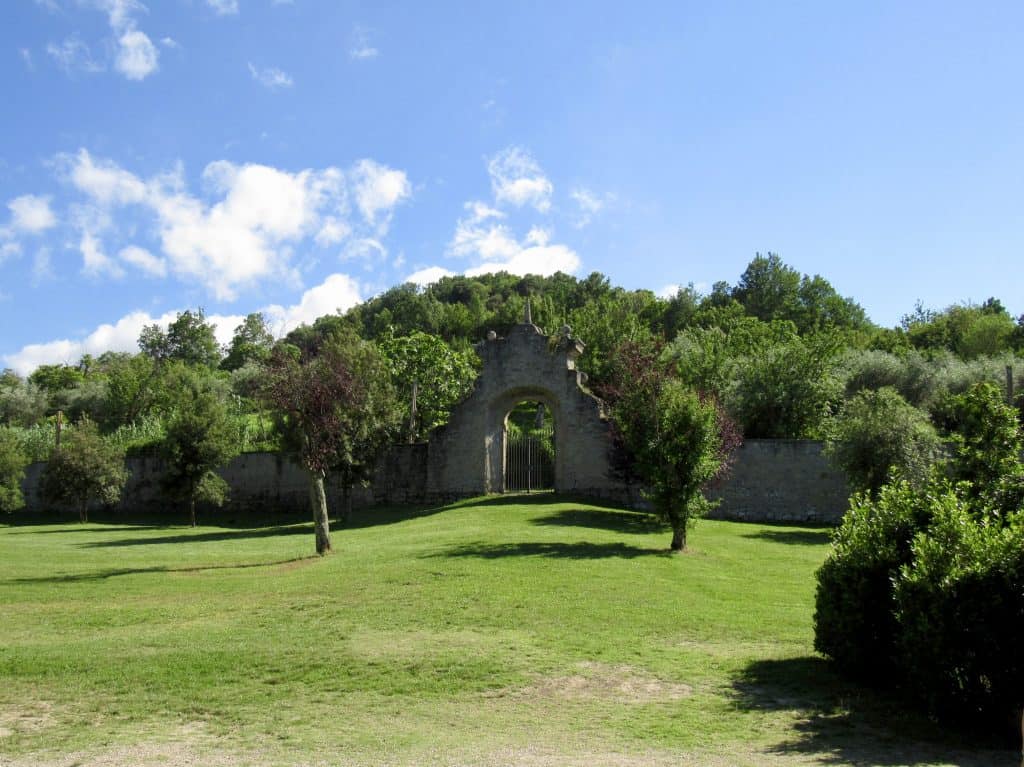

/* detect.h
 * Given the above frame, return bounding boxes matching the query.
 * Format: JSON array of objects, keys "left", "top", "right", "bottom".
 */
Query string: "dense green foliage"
[
  {"left": 825, "top": 387, "right": 942, "bottom": 495},
  {"left": 4, "top": 255, "right": 1021, "bottom": 455},
  {"left": 815, "top": 382, "right": 1024, "bottom": 733},
  {"left": 159, "top": 368, "right": 241, "bottom": 527},
  {"left": 378, "top": 329, "right": 478, "bottom": 441},
  {"left": 260, "top": 327, "right": 401, "bottom": 554},
  {"left": 39, "top": 418, "right": 130, "bottom": 522},
  {"left": 604, "top": 342, "right": 738, "bottom": 550},
  {"left": 0, "top": 428, "right": 29, "bottom": 512}
]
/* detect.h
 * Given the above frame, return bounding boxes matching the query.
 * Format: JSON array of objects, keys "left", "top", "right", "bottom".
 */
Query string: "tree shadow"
[
  {"left": 9, "top": 556, "right": 319, "bottom": 584},
  {"left": 531, "top": 507, "right": 666, "bottom": 534},
  {"left": 732, "top": 657, "right": 1017, "bottom": 765},
  {"left": 82, "top": 524, "right": 314, "bottom": 547},
  {"left": 5, "top": 525, "right": 171, "bottom": 535},
  {"left": 340, "top": 503, "right": 452, "bottom": 529},
  {"left": 428, "top": 541, "right": 669, "bottom": 560},
  {"left": 742, "top": 528, "right": 833, "bottom": 546}
]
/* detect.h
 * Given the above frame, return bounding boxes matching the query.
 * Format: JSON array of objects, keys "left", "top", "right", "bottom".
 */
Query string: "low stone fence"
[
  {"left": 707, "top": 439, "right": 849, "bottom": 523},
  {"left": 19, "top": 438, "right": 850, "bottom": 524}
]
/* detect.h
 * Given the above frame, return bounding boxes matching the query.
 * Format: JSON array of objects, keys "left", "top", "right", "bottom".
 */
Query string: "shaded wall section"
[{"left": 20, "top": 439, "right": 850, "bottom": 524}]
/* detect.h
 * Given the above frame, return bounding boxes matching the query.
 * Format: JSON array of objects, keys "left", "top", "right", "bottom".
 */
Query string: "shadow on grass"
[
  {"left": 81, "top": 524, "right": 314, "bottom": 547},
  {"left": 6, "top": 525, "right": 172, "bottom": 535},
  {"left": 741, "top": 528, "right": 833, "bottom": 546},
  {"left": 429, "top": 540, "right": 669, "bottom": 560},
  {"left": 732, "top": 657, "right": 1016, "bottom": 766},
  {"left": 10, "top": 556, "right": 319, "bottom": 584},
  {"left": 531, "top": 507, "right": 666, "bottom": 534}
]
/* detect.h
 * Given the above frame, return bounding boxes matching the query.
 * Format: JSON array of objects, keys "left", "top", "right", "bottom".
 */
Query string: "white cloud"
[
  {"left": 19, "top": 48, "right": 34, "bottom": 70},
  {"left": 342, "top": 237, "right": 386, "bottom": 262},
  {"left": 80, "top": 231, "right": 125, "bottom": 278},
  {"left": 488, "top": 146, "right": 552, "bottom": 213},
  {"left": 160, "top": 37, "right": 179, "bottom": 49},
  {"left": 51, "top": 149, "right": 407, "bottom": 300},
  {"left": 657, "top": 283, "right": 681, "bottom": 299},
  {"left": 349, "top": 26, "right": 378, "bottom": 60},
  {"left": 206, "top": 0, "right": 239, "bottom": 15},
  {"left": 314, "top": 216, "right": 351, "bottom": 247},
  {"left": 248, "top": 62, "right": 293, "bottom": 90},
  {"left": 119, "top": 245, "right": 166, "bottom": 277},
  {"left": 47, "top": 1, "right": 160, "bottom": 81},
  {"left": 47, "top": 36, "right": 104, "bottom": 75},
  {"left": 351, "top": 159, "right": 411, "bottom": 228},
  {"left": 447, "top": 207, "right": 578, "bottom": 278},
  {"left": 570, "top": 187, "right": 607, "bottom": 228},
  {"left": 405, "top": 266, "right": 454, "bottom": 287},
  {"left": 263, "top": 273, "right": 363, "bottom": 333},
  {"left": 32, "top": 248, "right": 53, "bottom": 282},
  {"left": 442, "top": 151, "right": 579, "bottom": 279},
  {"left": 115, "top": 28, "right": 158, "bottom": 80},
  {"left": 2, "top": 273, "right": 364, "bottom": 374},
  {"left": 63, "top": 149, "right": 148, "bottom": 205},
  {"left": 465, "top": 242, "right": 579, "bottom": 278},
  {"left": 0, "top": 242, "right": 21, "bottom": 264},
  {"left": 7, "top": 195, "right": 56, "bottom": 233}
]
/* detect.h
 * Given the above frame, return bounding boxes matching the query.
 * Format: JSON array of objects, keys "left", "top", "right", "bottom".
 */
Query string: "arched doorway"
[{"left": 503, "top": 400, "right": 555, "bottom": 492}]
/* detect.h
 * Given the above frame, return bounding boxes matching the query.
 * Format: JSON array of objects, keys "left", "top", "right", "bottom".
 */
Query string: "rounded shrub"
[
  {"left": 825, "top": 386, "right": 942, "bottom": 495},
  {"left": 895, "top": 505, "right": 1024, "bottom": 734},
  {"left": 813, "top": 480, "right": 932, "bottom": 680}
]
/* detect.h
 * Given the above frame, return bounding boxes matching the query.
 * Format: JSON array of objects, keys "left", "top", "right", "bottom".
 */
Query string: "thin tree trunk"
[
  {"left": 309, "top": 469, "right": 332, "bottom": 555},
  {"left": 79, "top": 500, "right": 87, "bottom": 524},
  {"left": 190, "top": 498, "right": 197, "bottom": 527}
]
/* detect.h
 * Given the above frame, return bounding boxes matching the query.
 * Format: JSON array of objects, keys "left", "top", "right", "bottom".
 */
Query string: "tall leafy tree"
[
  {"left": 604, "top": 342, "right": 739, "bottom": 551},
  {"left": 378, "top": 330, "right": 478, "bottom": 440},
  {"left": 40, "top": 417, "right": 129, "bottom": 522},
  {"left": 221, "top": 312, "right": 275, "bottom": 371},
  {"left": 732, "top": 252, "right": 802, "bottom": 323},
  {"left": 139, "top": 309, "right": 221, "bottom": 368},
  {"left": 261, "top": 328, "right": 400, "bottom": 555},
  {"left": 160, "top": 370, "right": 240, "bottom": 527}
]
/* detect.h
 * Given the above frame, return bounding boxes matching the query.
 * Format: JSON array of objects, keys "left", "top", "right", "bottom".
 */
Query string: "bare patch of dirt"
[
  {"left": 0, "top": 702, "right": 55, "bottom": 739},
  {"left": 1, "top": 723, "right": 258, "bottom": 767},
  {"left": 484, "top": 661, "right": 692, "bottom": 704}
]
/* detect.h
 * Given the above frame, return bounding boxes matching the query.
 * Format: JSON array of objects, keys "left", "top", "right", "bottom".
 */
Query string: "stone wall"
[
  {"left": 707, "top": 439, "right": 849, "bottom": 523},
  {"left": 20, "top": 438, "right": 850, "bottom": 524}
]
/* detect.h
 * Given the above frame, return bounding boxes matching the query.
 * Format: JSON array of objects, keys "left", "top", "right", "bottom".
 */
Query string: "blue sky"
[{"left": 2, "top": 1, "right": 1023, "bottom": 373}]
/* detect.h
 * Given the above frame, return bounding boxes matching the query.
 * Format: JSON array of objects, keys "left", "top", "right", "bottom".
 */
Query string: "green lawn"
[{"left": 0, "top": 497, "right": 1014, "bottom": 766}]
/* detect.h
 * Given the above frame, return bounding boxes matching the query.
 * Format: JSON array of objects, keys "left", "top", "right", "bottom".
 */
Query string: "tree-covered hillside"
[{"left": 2, "top": 253, "right": 1022, "bottom": 464}]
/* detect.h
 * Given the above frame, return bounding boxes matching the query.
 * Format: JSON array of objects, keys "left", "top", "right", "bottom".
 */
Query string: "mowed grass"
[{"left": 0, "top": 497, "right": 1013, "bottom": 766}]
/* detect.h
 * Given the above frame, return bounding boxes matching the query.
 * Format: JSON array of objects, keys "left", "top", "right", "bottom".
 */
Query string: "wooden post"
[{"left": 408, "top": 380, "right": 418, "bottom": 443}]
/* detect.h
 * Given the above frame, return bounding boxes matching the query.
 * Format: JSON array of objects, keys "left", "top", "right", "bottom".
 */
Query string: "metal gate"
[{"left": 504, "top": 425, "right": 554, "bottom": 492}]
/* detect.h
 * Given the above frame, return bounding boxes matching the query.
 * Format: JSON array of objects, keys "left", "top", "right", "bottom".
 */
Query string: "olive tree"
[
  {"left": 261, "top": 329, "right": 400, "bottom": 555},
  {"left": 825, "top": 387, "right": 942, "bottom": 496}
]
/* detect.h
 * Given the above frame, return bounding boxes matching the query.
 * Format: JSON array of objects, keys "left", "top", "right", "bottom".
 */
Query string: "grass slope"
[{"left": 0, "top": 497, "right": 1014, "bottom": 766}]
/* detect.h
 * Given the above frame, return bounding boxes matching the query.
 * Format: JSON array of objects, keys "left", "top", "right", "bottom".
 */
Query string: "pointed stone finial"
[{"left": 524, "top": 299, "right": 532, "bottom": 325}]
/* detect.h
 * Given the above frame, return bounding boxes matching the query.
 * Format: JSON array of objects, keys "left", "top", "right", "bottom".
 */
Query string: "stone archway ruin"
[{"left": 418, "top": 311, "right": 628, "bottom": 502}]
